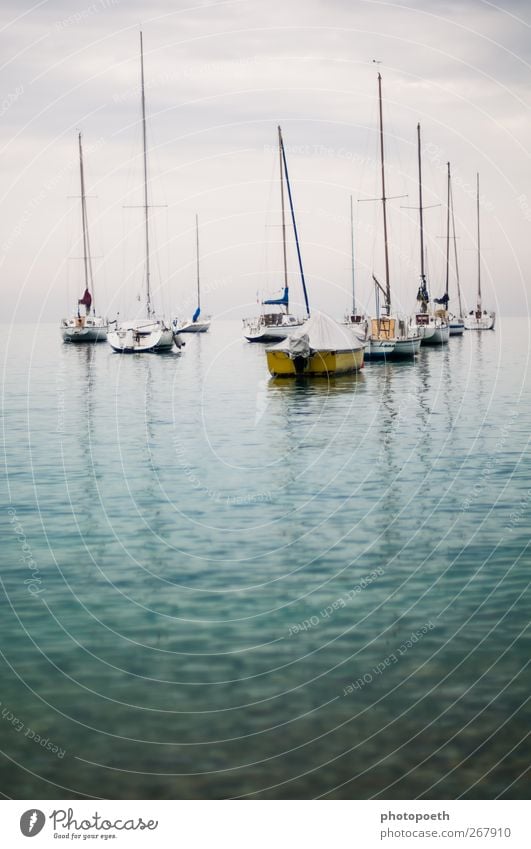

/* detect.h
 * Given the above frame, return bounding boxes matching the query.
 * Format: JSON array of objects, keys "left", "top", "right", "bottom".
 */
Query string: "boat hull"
[
  {"left": 61, "top": 317, "right": 108, "bottom": 343},
  {"left": 423, "top": 324, "right": 449, "bottom": 345},
  {"left": 176, "top": 318, "right": 211, "bottom": 333},
  {"left": 108, "top": 321, "right": 174, "bottom": 353},
  {"left": 365, "top": 339, "right": 395, "bottom": 359},
  {"left": 464, "top": 312, "right": 495, "bottom": 330},
  {"left": 266, "top": 348, "right": 364, "bottom": 377},
  {"left": 417, "top": 325, "right": 436, "bottom": 344},
  {"left": 392, "top": 337, "right": 421, "bottom": 357},
  {"left": 243, "top": 314, "right": 305, "bottom": 343},
  {"left": 449, "top": 321, "right": 465, "bottom": 335}
]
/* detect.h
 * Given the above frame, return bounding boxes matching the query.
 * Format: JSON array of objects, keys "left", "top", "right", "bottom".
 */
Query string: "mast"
[
  {"left": 378, "top": 74, "right": 391, "bottom": 314},
  {"left": 350, "top": 194, "right": 356, "bottom": 314},
  {"left": 449, "top": 171, "right": 463, "bottom": 317},
  {"left": 140, "top": 32, "right": 151, "bottom": 317},
  {"left": 445, "top": 162, "right": 450, "bottom": 301},
  {"left": 417, "top": 123, "right": 426, "bottom": 287},
  {"left": 78, "top": 132, "right": 94, "bottom": 313},
  {"left": 278, "top": 126, "right": 310, "bottom": 318},
  {"left": 476, "top": 172, "right": 481, "bottom": 311},
  {"left": 195, "top": 214, "right": 200, "bottom": 311},
  {"left": 278, "top": 125, "right": 289, "bottom": 313}
]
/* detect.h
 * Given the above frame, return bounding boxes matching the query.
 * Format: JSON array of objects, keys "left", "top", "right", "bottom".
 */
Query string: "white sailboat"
[
  {"left": 344, "top": 195, "right": 369, "bottom": 344},
  {"left": 365, "top": 74, "right": 420, "bottom": 360},
  {"left": 108, "top": 33, "right": 176, "bottom": 354},
  {"left": 464, "top": 173, "right": 495, "bottom": 331},
  {"left": 173, "top": 214, "right": 211, "bottom": 334},
  {"left": 445, "top": 162, "right": 465, "bottom": 335},
  {"left": 243, "top": 126, "right": 308, "bottom": 343},
  {"left": 410, "top": 124, "right": 448, "bottom": 346},
  {"left": 60, "top": 133, "right": 107, "bottom": 343}
]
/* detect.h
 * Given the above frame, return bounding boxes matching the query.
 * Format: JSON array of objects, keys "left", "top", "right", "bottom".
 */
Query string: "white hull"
[
  {"left": 108, "top": 319, "right": 175, "bottom": 353},
  {"left": 392, "top": 337, "right": 421, "bottom": 357},
  {"left": 61, "top": 317, "right": 107, "bottom": 343},
  {"left": 176, "top": 318, "right": 211, "bottom": 334},
  {"left": 464, "top": 311, "right": 495, "bottom": 330},
  {"left": 416, "top": 324, "right": 436, "bottom": 343},
  {"left": 243, "top": 315, "right": 305, "bottom": 343},
  {"left": 423, "top": 324, "right": 449, "bottom": 345},
  {"left": 365, "top": 338, "right": 395, "bottom": 359},
  {"left": 449, "top": 320, "right": 465, "bottom": 335}
]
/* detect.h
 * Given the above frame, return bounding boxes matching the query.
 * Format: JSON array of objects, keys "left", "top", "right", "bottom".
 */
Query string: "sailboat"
[
  {"left": 264, "top": 128, "right": 364, "bottom": 377},
  {"left": 464, "top": 173, "right": 495, "bottom": 331},
  {"left": 108, "top": 33, "right": 176, "bottom": 354},
  {"left": 344, "top": 194, "right": 369, "bottom": 343},
  {"left": 267, "top": 312, "right": 365, "bottom": 377},
  {"left": 173, "top": 214, "right": 211, "bottom": 334},
  {"left": 445, "top": 162, "right": 465, "bottom": 335},
  {"left": 411, "top": 124, "right": 448, "bottom": 346},
  {"left": 365, "top": 74, "right": 420, "bottom": 359},
  {"left": 60, "top": 133, "right": 108, "bottom": 343},
  {"left": 243, "top": 126, "right": 308, "bottom": 343}
]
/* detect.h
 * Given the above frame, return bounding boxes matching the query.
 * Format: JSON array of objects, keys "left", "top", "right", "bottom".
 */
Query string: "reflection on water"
[{"left": 1, "top": 320, "right": 529, "bottom": 799}]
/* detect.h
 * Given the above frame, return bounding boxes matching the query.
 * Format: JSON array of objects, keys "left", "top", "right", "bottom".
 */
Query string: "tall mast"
[
  {"left": 278, "top": 125, "right": 289, "bottom": 313},
  {"left": 449, "top": 171, "right": 463, "bottom": 317},
  {"left": 195, "top": 213, "right": 200, "bottom": 311},
  {"left": 140, "top": 32, "right": 151, "bottom": 317},
  {"left": 278, "top": 126, "right": 310, "bottom": 318},
  {"left": 78, "top": 132, "right": 94, "bottom": 312},
  {"left": 445, "top": 161, "right": 450, "bottom": 300},
  {"left": 378, "top": 74, "right": 391, "bottom": 314},
  {"left": 476, "top": 172, "right": 481, "bottom": 311},
  {"left": 350, "top": 194, "right": 356, "bottom": 314},
  {"left": 417, "top": 123, "right": 426, "bottom": 286}
]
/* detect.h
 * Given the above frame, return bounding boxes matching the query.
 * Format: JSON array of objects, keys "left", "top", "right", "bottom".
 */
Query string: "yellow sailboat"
[{"left": 266, "top": 313, "right": 364, "bottom": 377}]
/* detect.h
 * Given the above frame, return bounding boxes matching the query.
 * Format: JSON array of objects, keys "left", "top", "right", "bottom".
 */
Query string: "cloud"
[{"left": 1, "top": 0, "right": 529, "bottom": 321}]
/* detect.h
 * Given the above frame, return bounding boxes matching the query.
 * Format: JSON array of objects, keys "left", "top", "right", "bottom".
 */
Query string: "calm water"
[{"left": 1, "top": 319, "right": 529, "bottom": 799}]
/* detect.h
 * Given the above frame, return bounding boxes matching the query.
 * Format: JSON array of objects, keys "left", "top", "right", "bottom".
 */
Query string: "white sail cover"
[{"left": 268, "top": 312, "right": 364, "bottom": 353}]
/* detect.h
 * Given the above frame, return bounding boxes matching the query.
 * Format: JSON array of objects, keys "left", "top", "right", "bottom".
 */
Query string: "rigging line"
[{"left": 278, "top": 126, "right": 310, "bottom": 318}]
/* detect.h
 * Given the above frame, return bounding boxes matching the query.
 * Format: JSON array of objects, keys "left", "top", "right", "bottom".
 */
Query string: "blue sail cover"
[
  {"left": 192, "top": 307, "right": 201, "bottom": 322},
  {"left": 263, "top": 287, "right": 288, "bottom": 306}
]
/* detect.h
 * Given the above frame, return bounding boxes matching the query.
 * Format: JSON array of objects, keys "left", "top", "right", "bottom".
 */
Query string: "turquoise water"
[{"left": 1, "top": 319, "right": 529, "bottom": 799}]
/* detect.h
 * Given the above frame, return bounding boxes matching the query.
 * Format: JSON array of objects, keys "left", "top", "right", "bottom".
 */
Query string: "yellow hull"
[{"left": 266, "top": 348, "right": 364, "bottom": 377}]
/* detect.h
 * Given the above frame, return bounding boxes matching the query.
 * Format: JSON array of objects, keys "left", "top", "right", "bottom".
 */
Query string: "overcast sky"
[{"left": 1, "top": 0, "right": 530, "bottom": 322}]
